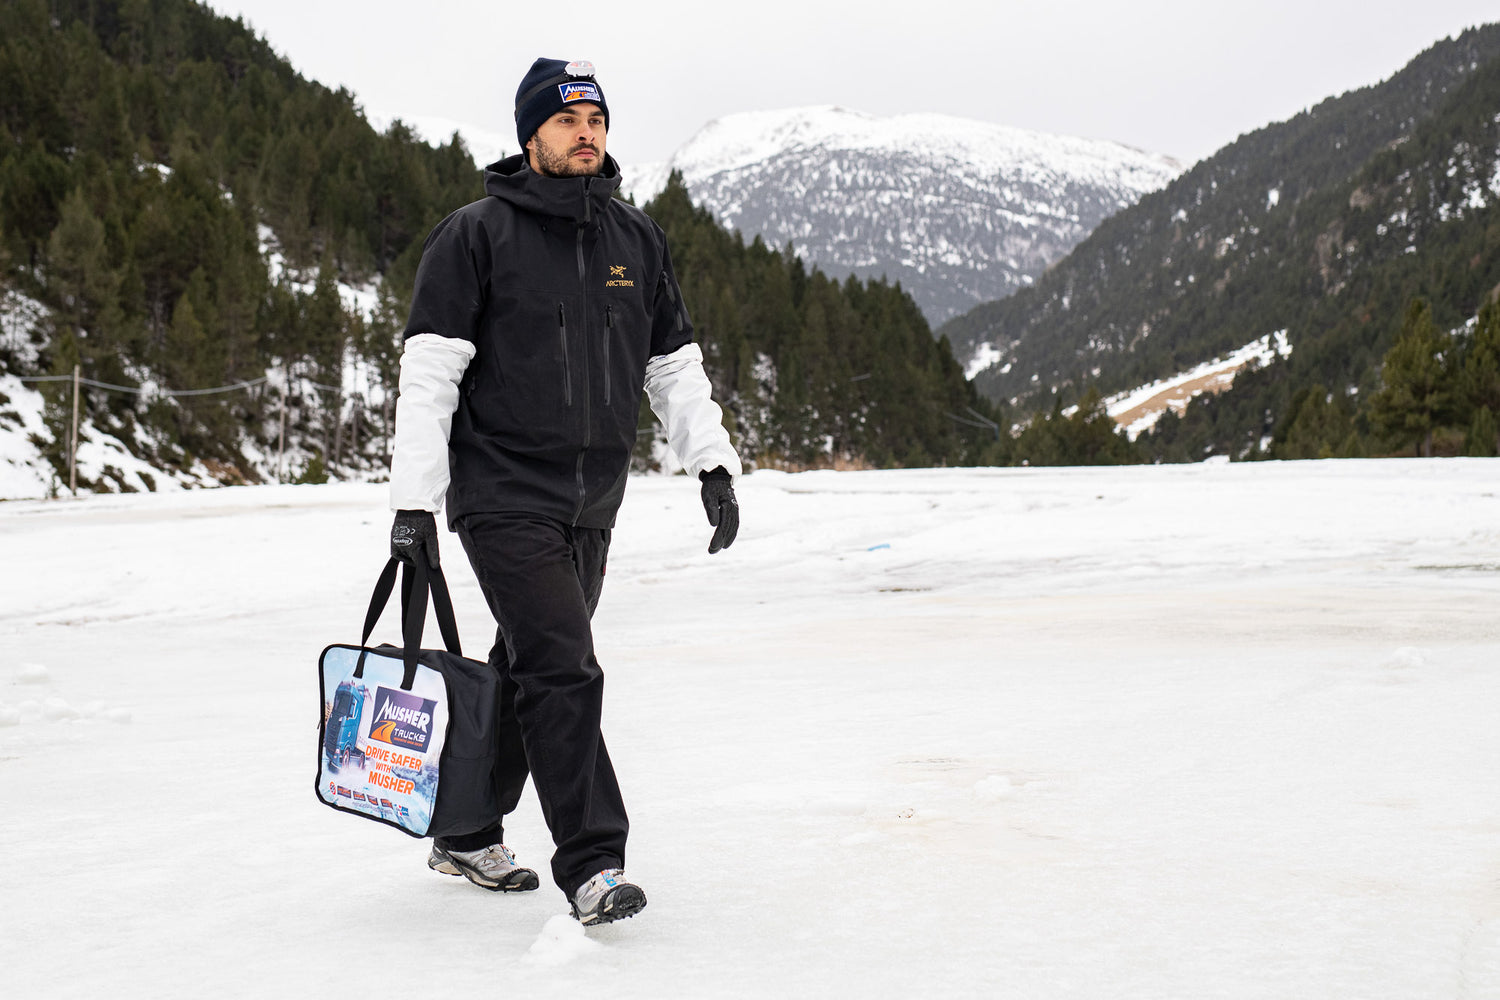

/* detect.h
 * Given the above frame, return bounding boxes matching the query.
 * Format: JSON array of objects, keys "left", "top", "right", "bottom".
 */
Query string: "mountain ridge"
[{"left": 621, "top": 105, "right": 1181, "bottom": 325}]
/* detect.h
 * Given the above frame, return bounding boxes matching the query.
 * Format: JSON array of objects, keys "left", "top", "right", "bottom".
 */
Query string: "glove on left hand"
[
  {"left": 390, "top": 509, "right": 440, "bottom": 568},
  {"left": 699, "top": 467, "right": 739, "bottom": 554}
]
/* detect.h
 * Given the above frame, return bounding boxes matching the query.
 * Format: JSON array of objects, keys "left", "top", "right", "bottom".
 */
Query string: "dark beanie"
[{"left": 514, "top": 58, "right": 610, "bottom": 149}]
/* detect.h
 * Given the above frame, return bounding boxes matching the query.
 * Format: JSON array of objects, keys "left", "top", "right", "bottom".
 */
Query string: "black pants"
[{"left": 446, "top": 512, "right": 628, "bottom": 894}]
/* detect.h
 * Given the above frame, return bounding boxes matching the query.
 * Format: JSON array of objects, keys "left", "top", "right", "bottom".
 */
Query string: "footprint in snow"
[
  {"left": 522, "top": 914, "right": 602, "bottom": 966},
  {"left": 17, "top": 664, "right": 50, "bottom": 684},
  {"left": 972, "top": 775, "right": 1017, "bottom": 804}
]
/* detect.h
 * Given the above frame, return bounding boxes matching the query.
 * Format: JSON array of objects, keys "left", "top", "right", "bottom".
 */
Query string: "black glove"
[
  {"left": 699, "top": 467, "right": 739, "bottom": 554},
  {"left": 390, "top": 509, "right": 440, "bottom": 567}
]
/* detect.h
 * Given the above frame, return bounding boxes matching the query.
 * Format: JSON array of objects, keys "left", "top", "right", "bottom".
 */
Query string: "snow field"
[{"left": 1, "top": 460, "right": 1498, "bottom": 998}]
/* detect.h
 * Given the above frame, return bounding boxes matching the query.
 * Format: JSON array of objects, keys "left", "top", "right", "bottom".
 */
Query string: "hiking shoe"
[
  {"left": 428, "top": 842, "right": 540, "bottom": 892},
  {"left": 570, "top": 869, "right": 647, "bottom": 925}
]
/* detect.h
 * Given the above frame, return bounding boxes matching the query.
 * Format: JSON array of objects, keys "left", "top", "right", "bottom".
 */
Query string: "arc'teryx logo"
[
  {"left": 368, "top": 687, "right": 437, "bottom": 752},
  {"left": 606, "top": 265, "right": 634, "bottom": 288}
]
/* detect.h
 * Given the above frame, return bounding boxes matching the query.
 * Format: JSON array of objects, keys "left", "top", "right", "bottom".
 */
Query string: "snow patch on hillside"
[
  {"left": 1105, "top": 330, "right": 1293, "bottom": 440},
  {"left": 4, "top": 288, "right": 204, "bottom": 498},
  {"left": 1, "top": 288, "right": 47, "bottom": 368},
  {"left": 966, "top": 342, "right": 1005, "bottom": 380},
  {"left": 0, "top": 373, "right": 52, "bottom": 498},
  {"left": 0, "top": 371, "right": 224, "bottom": 498}
]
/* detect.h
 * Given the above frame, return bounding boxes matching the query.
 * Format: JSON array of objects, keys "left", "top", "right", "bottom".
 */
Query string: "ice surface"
[{"left": 1, "top": 460, "right": 1498, "bottom": 998}]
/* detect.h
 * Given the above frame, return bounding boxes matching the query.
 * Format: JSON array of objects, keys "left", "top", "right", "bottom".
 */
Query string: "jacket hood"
[{"left": 483, "top": 154, "right": 622, "bottom": 222}]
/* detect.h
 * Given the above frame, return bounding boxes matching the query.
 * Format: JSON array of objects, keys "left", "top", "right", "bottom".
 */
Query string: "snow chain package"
[{"left": 316, "top": 558, "right": 502, "bottom": 839}]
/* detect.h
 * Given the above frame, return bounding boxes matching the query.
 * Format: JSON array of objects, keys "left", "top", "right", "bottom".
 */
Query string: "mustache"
[{"left": 569, "top": 143, "right": 599, "bottom": 156}]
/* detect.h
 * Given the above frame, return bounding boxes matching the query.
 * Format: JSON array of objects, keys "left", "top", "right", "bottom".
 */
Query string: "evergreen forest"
[{"left": 0, "top": 0, "right": 1014, "bottom": 496}]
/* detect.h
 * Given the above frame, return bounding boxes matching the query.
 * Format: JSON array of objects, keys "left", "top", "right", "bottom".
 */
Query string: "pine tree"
[
  {"left": 1273, "top": 384, "right": 1356, "bottom": 460},
  {"left": 1367, "top": 299, "right": 1452, "bottom": 456},
  {"left": 1460, "top": 301, "right": 1500, "bottom": 449},
  {"left": 1463, "top": 406, "right": 1498, "bottom": 457},
  {"left": 45, "top": 186, "right": 121, "bottom": 349},
  {"left": 303, "top": 254, "right": 349, "bottom": 466}
]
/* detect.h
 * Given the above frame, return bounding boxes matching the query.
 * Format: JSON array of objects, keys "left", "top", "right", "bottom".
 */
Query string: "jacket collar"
[{"left": 483, "top": 154, "right": 622, "bottom": 223}]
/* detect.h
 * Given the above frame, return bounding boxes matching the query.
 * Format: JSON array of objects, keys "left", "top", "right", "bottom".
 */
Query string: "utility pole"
[{"left": 69, "top": 364, "right": 80, "bottom": 495}]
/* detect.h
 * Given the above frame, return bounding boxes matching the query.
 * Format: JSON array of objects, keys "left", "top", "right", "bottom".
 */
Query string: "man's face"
[{"left": 527, "top": 103, "right": 607, "bottom": 177}]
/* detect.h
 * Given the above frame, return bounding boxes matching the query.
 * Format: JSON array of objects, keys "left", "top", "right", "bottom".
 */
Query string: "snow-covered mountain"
[{"left": 624, "top": 106, "right": 1182, "bottom": 325}]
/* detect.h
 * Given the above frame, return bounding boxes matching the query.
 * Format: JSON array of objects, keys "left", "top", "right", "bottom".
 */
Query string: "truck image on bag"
[{"left": 323, "top": 681, "right": 365, "bottom": 773}]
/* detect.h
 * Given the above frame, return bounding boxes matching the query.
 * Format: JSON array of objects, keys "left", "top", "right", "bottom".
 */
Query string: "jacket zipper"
[
  {"left": 572, "top": 194, "right": 593, "bottom": 525},
  {"left": 557, "top": 303, "right": 572, "bottom": 406}
]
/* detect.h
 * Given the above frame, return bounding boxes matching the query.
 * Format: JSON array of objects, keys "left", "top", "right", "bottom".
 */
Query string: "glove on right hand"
[
  {"left": 699, "top": 467, "right": 739, "bottom": 555},
  {"left": 390, "top": 509, "right": 440, "bottom": 568}
]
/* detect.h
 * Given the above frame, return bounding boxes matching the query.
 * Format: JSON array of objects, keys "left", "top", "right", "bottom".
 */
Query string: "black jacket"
[{"left": 402, "top": 154, "right": 694, "bottom": 528}]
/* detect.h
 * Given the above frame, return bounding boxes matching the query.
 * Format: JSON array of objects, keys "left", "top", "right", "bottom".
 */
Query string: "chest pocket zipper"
[
  {"left": 558, "top": 303, "right": 572, "bottom": 407},
  {"left": 604, "top": 305, "right": 613, "bottom": 407}
]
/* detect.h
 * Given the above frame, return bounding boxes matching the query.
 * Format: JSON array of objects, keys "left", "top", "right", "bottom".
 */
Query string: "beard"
[{"left": 530, "top": 135, "right": 604, "bottom": 178}]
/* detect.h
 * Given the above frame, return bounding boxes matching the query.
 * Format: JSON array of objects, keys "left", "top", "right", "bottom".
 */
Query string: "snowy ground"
[{"left": 2, "top": 460, "right": 1498, "bottom": 999}]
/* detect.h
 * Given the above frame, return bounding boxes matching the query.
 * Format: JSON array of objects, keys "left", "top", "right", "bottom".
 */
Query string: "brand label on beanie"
[{"left": 559, "top": 81, "right": 601, "bottom": 104}]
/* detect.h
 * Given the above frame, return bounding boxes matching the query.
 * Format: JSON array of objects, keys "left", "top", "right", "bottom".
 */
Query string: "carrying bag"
[{"left": 315, "top": 558, "right": 501, "bottom": 839}]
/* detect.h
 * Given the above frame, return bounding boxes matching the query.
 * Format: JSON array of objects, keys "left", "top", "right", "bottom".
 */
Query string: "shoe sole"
[
  {"left": 573, "top": 884, "right": 647, "bottom": 925},
  {"left": 428, "top": 855, "right": 540, "bottom": 892}
]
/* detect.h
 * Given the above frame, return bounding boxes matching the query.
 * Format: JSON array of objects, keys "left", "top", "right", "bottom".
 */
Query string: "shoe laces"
[{"left": 585, "top": 869, "right": 625, "bottom": 894}]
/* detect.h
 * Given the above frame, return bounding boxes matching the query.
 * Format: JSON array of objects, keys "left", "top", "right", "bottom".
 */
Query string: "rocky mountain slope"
[
  {"left": 625, "top": 106, "right": 1181, "bottom": 325},
  {"left": 939, "top": 24, "right": 1500, "bottom": 462}
]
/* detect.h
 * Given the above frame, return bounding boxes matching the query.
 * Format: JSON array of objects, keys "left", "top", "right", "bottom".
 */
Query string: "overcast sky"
[{"left": 204, "top": 0, "right": 1499, "bottom": 169}]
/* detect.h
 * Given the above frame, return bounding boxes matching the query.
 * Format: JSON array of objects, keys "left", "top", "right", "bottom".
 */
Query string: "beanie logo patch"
[{"left": 558, "top": 81, "right": 601, "bottom": 104}]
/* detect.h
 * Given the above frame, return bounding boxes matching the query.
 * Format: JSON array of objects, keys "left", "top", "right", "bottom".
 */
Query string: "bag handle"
[{"left": 356, "top": 557, "right": 464, "bottom": 690}]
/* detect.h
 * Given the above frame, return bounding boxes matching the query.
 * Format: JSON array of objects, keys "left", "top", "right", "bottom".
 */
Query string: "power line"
[
  {"left": 944, "top": 406, "right": 1001, "bottom": 440},
  {"left": 16, "top": 372, "right": 362, "bottom": 396},
  {"left": 17, "top": 374, "right": 270, "bottom": 397}
]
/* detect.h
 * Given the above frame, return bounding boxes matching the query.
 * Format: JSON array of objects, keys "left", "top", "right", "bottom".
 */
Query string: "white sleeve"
[
  {"left": 388, "top": 333, "right": 477, "bottom": 512},
  {"left": 643, "top": 343, "right": 743, "bottom": 478}
]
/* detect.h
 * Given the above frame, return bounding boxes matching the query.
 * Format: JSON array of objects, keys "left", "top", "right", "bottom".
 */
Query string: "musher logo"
[
  {"left": 558, "top": 81, "right": 601, "bottom": 104},
  {"left": 368, "top": 687, "right": 438, "bottom": 752}
]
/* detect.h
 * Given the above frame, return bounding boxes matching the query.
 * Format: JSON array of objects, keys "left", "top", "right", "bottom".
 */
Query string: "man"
[{"left": 386, "top": 57, "right": 742, "bottom": 926}]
